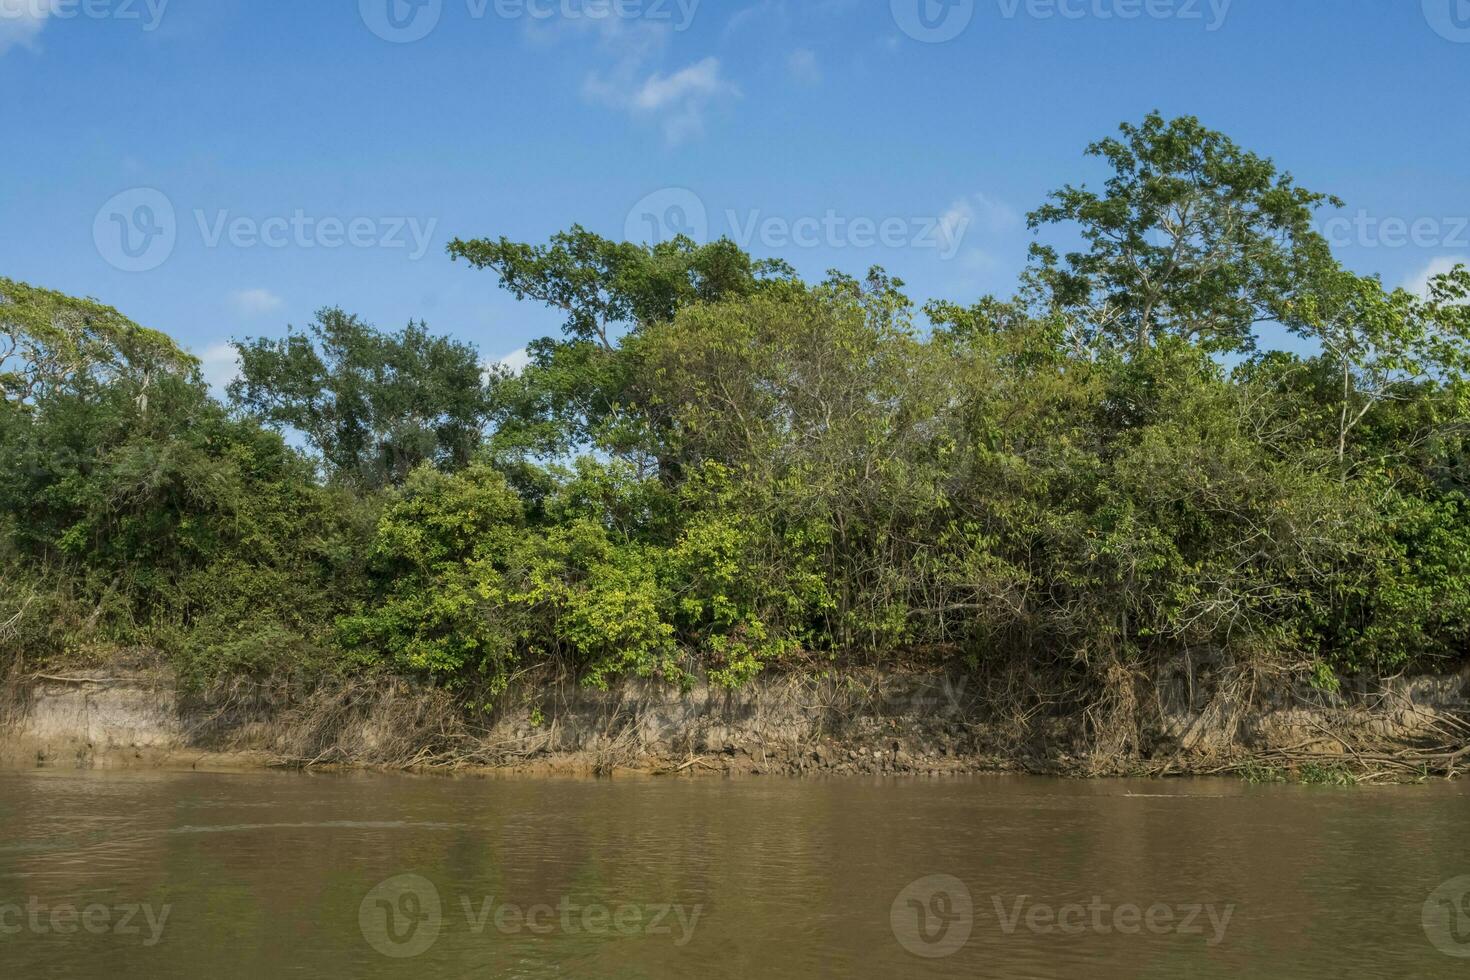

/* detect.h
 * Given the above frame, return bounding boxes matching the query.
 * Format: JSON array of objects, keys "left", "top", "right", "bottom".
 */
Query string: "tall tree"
[
  {"left": 447, "top": 227, "right": 795, "bottom": 459},
  {"left": 0, "top": 276, "right": 195, "bottom": 410},
  {"left": 1027, "top": 112, "right": 1340, "bottom": 354},
  {"left": 447, "top": 227, "right": 793, "bottom": 349},
  {"left": 229, "top": 309, "right": 494, "bottom": 488}
]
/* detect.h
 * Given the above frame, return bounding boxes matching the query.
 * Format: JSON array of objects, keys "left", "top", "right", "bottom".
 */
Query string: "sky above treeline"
[{"left": 3, "top": 0, "right": 1467, "bottom": 389}]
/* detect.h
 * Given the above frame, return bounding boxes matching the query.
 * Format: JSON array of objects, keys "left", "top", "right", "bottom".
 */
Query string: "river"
[{"left": 1, "top": 770, "right": 1468, "bottom": 977}]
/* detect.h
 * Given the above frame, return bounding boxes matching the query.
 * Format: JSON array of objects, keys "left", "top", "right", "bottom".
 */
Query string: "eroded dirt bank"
[{"left": 4, "top": 660, "right": 1469, "bottom": 781}]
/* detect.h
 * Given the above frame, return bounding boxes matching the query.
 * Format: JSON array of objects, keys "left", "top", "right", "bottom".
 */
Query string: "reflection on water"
[{"left": 0, "top": 769, "right": 1468, "bottom": 978}]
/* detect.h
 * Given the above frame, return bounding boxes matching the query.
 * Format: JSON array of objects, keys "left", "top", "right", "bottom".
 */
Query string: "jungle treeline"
[{"left": 4, "top": 114, "right": 1470, "bottom": 709}]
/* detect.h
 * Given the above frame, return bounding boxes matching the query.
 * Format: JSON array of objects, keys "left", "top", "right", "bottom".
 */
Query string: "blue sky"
[{"left": 2, "top": 0, "right": 1468, "bottom": 389}]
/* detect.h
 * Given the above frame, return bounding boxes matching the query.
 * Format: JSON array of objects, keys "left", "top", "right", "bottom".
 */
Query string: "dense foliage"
[{"left": 4, "top": 113, "right": 1469, "bottom": 702}]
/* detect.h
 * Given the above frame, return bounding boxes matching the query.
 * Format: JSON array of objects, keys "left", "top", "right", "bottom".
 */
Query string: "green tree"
[
  {"left": 0, "top": 278, "right": 370, "bottom": 676},
  {"left": 230, "top": 308, "right": 495, "bottom": 488},
  {"left": 0, "top": 276, "right": 196, "bottom": 410},
  {"left": 628, "top": 270, "right": 948, "bottom": 652},
  {"left": 447, "top": 226, "right": 793, "bottom": 349},
  {"left": 447, "top": 227, "right": 795, "bottom": 460},
  {"left": 1282, "top": 256, "right": 1470, "bottom": 462},
  {"left": 1027, "top": 112, "right": 1340, "bottom": 354}
]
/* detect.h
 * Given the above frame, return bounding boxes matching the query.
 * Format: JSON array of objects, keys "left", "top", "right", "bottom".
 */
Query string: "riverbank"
[{"left": 4, "top": 659, "right": 1468, "bottom": 781}]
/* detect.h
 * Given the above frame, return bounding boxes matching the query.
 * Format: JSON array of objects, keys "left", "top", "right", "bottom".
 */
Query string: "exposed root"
[{"left": 3, "top": 654, "right": 1466, "bottom": 781}]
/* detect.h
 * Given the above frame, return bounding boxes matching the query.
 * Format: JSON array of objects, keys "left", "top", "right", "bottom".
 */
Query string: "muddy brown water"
[{"left": 1, "top": 770, "right": 1468, "bottom": 977}]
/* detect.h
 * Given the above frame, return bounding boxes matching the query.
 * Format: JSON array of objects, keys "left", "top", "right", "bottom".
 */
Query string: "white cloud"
[
  {"left": 495, "top": 348, "right": 531, "bottom": 376},
  {"left": 634, "top": 57, "right": 727, "bottom": 110},
  {"left": 196, "top": 342, "right": 240, "bottom": 399},
  {"left": 558, "top": 16, "right": 672, "bottom": 106},
  {"left": 520, "top": 6, "right": 744, "bottom": 145},
  {"left": 1403, "top": 256, "right": 1470, "bottom": 300},
  {"left": 558, "top": 14, "right": 737, "bottom": 146},
  {"left": 588, "top": 54, "right": 738, "bottom": 145},
  {"left": 725, "top": 0, "right": 790, "bottom": 38},
  {"left": 788, "top": 48, "right": 821, "bottom": 84},
  {"left": 0, "top": 0, "right": 55, "bottom": 56},
  {"left": 229, "top": 288, "right": 284, "bottom": 316},
  {"left": 937, "top": 203, "right": 971, "bottom": 257},
  {"left": 937, "top": 193, "right": 1020, "bottom": 257},
  {"left": 940, "top": 193, "right": 1019, "bottom": 238},
  {"left": 484, "top": 348, "right": 530, "bottom": 386}
]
